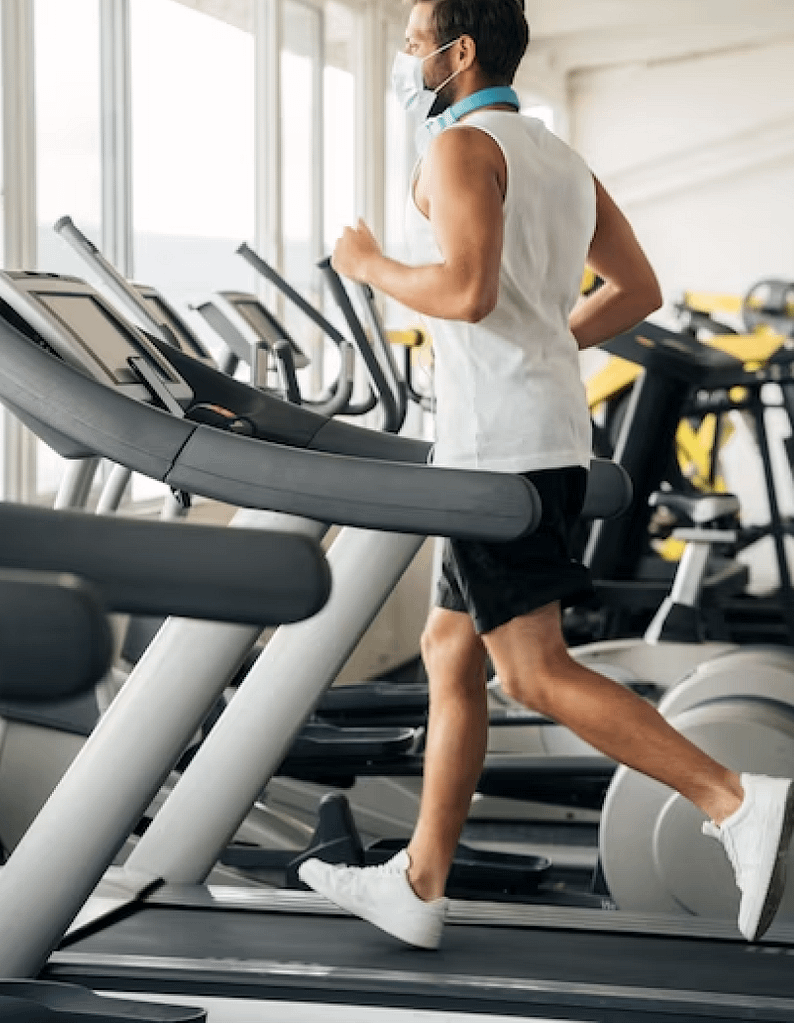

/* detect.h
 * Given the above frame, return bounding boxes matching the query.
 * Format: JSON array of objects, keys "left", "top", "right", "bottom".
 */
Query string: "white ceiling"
[
  {"left": 172, "top": 0, "right": 794, "bottom": 75},
  {"left": 528, "top": 1, "right": 794, "bottom": 73}
]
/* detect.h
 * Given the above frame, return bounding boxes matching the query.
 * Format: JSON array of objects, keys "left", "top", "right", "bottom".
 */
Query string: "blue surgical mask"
[{"left": 391, "top": 38, "right": 463, "bottom": 125}]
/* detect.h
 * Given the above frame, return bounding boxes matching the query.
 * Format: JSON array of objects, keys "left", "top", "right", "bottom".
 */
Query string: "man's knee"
[
  {"left": 422, "top": 610, "right": 465, "bottom": 657},
  {"left": 421, "top": 610, "right": 484, "bottom": 677},
  {"left": 499, "top": 649, "right": 570, "bottom": 716},
  {"left": 500, "top": 669, "right": 543, "bottom": 713}
]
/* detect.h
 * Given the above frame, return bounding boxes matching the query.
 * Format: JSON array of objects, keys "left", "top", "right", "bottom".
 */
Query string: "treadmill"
[
  {"left": 0, "top": 501, "right": 330, "bottom": 1023},
  {"left": 49, "top": 220, "right": 603, "bottom": 842},
  {"left": 0, "top": 271, "right": 791, "bottom": 1021},
  {"left": 56, "top": 214, "right": 360, "bottom": 419}
]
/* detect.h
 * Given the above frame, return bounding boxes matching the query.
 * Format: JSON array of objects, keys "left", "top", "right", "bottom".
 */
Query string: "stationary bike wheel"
[
  {"left": 599, "top": 696, "right": 794, "bottom": 919},
  {"left": 599, "top": 648, "right": 794, "bottom": 919}
]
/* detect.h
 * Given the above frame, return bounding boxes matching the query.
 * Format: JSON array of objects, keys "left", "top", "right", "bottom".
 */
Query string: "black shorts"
[{"left": 435, "top": 466, "right": 595, "bottom": 635}]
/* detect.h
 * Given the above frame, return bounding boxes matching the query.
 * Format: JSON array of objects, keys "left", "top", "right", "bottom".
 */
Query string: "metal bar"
[
  {"left": 751, "top": 395, "right": 794, "bottom": 642},
  {"left": 54, "top": 457, "right": 102, "bottom": 511},
  {"left": 122, "top": 527, "right": 423, "bottom": 885},
  {"left": 99, "top": 0, "right": 133, "bottom": 276},
  {"left": 360, "top": 3, "right": 385, "bottom": 241},
  {"left": 1, "top": 0, "right": 37, "bottom": 501},
  {"left": 254, "top": 0, "right": 282, "bottom": 316},
  {"left": 94, "top": 463, "right": 131, "bottom": 515},
  {"left": 54, "top": 216, "right": 165, "bottom": 341},
  {"left": 237, "top": 242, "right": 348, "bottom": 348},
  {"left": 668, "top": 541, "right": 711, "bottom": 608}
]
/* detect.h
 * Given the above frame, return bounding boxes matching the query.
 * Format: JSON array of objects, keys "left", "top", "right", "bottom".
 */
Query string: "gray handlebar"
[{"left": 0, "top": 317, "right": 540, "bottom": 541}]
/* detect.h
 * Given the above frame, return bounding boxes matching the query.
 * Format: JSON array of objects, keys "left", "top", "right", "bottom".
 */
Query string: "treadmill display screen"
[
  {"left": 38, "top": 293, "right": 176, "bottom": 385},
  {"left": 235, "top": 300, "right": 282, "bottom": 345},
  {"left": 142, "top": 295, "right": 206, "bottom": 359}
]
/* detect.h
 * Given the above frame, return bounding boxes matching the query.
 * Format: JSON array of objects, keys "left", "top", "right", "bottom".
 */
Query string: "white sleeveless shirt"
[{"left": 406, "top": 111, "right": 596, "bottom": 472}]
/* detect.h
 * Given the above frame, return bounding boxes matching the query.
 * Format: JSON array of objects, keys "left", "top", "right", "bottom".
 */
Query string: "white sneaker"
[
  {"left": 702, "top": 773, "right": 794, "bottom": 940},
  {"left": 298, "top": 849, "right": 448, "bottom": 949}
]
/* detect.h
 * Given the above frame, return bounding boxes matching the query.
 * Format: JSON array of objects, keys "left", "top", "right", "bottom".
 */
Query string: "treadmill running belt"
[{"left": 48, "top": 903, "right": 794, "bottom": 1022}]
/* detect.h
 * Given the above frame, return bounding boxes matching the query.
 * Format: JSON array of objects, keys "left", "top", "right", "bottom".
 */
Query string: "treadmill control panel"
[
  {"left": 132, "top": 284, "right": 214, "bottom": 364},
  {"left": 195, "top": 291, "right": 308, "bottom": 369},
  {"left": 0, "top": 271, "right": 194, "bottom": 408}
]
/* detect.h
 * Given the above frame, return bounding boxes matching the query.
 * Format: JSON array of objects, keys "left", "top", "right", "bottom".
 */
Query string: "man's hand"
[{"left": 331, "top": 218, "right": 382, "bottom": 284}]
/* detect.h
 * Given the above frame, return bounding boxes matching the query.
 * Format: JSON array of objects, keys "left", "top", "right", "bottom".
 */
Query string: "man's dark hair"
[{"left": 418, "top": 0, "right": 530, "bottom": 85}]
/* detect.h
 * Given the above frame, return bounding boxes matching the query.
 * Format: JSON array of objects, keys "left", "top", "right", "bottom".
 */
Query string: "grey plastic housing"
[
  {"left": 0, "top": 501, "right": 331, "bottom": 626},
  {"left": 0, "top": 310, "right": 540, "bottom": 541}
]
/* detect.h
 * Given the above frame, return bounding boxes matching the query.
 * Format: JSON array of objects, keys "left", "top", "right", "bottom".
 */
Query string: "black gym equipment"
[
  {"left": 0, "top": 269, "right": 791, "bottom": 1021},
  {"left": 580, "top": 318, "right": 794, "bottom": 644},
  {"left": 0, "top": 502, "right": 332, "bottom": 1021}
]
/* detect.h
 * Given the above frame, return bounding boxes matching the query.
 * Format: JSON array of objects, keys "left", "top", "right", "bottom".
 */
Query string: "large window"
[
  {"left": 0, "top": 13, "right": 5, "bottom": 497},
  {"left": 129, "top": 0, "right": 257, "bottom": 501},
  {"left": 0, "top": 13, "right": 4, "bottom": 271},
  {"left": 280, "top": 0, "right": 324, "bottom": 392},
  {"left": 318, "top": 3, "right": 360, "bottom": 400},
  {"left": 323, "top": 2, "right": 357, "bottom": 254},
  {"left": 35, "top": 0, "right": 101, "bottom": 274},
  {"left": 0, "top": 0, "right": 412, "bottom": 503},
  {"left": 383, "top": 17, "right": 415, "bottom": 330},
  {"left": 276, "top": 0, "right": 361, "bottom": 401},
  {"left": 282, "top": 1, "right": 322, "bottom": 291},
  {"left": 35, "top": 0, "right": 102, "bottom": 498},
  {"left": 131, "top": 0, "right": 256, "bottom": 309}
]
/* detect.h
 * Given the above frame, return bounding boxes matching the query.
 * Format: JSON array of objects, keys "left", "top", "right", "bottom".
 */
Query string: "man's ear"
[{"left": 457, "top": 34, "right": 477, "bottom": 72}]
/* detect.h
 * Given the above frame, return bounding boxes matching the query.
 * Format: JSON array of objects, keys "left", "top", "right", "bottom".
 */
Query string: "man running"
[{"left": 300, "top": 0, "right": 794, "bottom": 948}]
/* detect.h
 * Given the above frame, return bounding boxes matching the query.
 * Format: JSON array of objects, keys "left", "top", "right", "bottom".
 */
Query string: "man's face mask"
[{"left": 391, "top": 37, "right": 463, "bottom": 125}]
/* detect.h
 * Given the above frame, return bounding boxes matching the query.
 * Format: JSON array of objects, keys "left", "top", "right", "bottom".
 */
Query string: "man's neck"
[{"left": 450, "top": 78, "right": 518, "bottom": 112}]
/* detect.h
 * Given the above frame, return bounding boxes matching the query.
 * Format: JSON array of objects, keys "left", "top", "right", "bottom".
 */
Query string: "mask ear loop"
[
  {"left": 431, "top": 64, "right": 464, "bottom": 98},
  {"left": 420, "top": 36, "right": 462, "bottom": 89}
]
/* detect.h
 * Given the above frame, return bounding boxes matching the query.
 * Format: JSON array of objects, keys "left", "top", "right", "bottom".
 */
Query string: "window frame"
[{"left": 0, "top": 0, "right": 425, "bottom": 505}]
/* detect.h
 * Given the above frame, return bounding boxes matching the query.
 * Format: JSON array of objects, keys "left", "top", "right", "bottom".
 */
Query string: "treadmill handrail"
[
  {"left": 232, "top": 245, "right": 368, "bottom": 417},
  {"left": 0, "top": 501, "right": 331, "bottom": 626},
  {"left": 196, "top": 291, "right": 356, "bottom": 418},
  {"left": 0, "top": 317, "right": 540, "bottom": 541},
  {"left": 0, "top": 568, "right": 113, "bottom": 700},
  {"left": 236, "top": 243, "right": 350, "bottom": 351},
  {"left": 54, "top": 216, "right": 175, "bottom": 347},
  {"left": 235, "top": 244, "right": 369, "bottom": 419},
  {"left": 318, "top": 258, "right": 404, "bottom": 433},
  {"left": 355, "top": 281, "right": 408, "bottom": 425}
]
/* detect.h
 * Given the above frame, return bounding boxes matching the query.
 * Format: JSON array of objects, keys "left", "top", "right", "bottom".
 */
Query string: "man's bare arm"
[
  {"left": 570, "top": 176, "right": 663, "bottom": 350},
  {"left": 332, "top": 127, "right": 504, "bottom": 323}
]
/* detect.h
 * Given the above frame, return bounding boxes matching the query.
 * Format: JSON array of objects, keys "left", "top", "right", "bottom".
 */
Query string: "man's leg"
[
  {"left": 300, "top": 594, "right": 793, "bottom": 943},
  {"left": 297, "top": 604, "right": 486, "bottom": 948},
  {"left": 482, "top": 600, "right": 743, "bottom": 823},
  {"left": 406, "top": 606, "right": 488, "bottom": 902},
  {"left": 481, "top": 600, "right": 794, "bottom": 942},
  {"left": 405, "top": 599, "right": 743, "bottom": 903}
]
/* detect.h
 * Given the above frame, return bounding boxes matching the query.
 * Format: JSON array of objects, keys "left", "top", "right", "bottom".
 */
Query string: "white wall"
[
  {"left": 569, "top": 38, "right": 794, "bottom": 586},
  {"left": 570, "top": 40, "right": 794, "bottom": 298}
]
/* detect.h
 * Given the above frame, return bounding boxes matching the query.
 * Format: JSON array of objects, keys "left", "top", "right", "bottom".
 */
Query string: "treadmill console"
[
  {"left": 0, "top": 271, "right": 194, "bottom": 407},
  {"left": 602, "top": 319, "right": 745, "bottom": 387},
  {"left": 131, "top": 283, "right": 214, "bottom": 363},
  {"left": 197, "top": 292, "right": 309, "bottom": 369}
]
